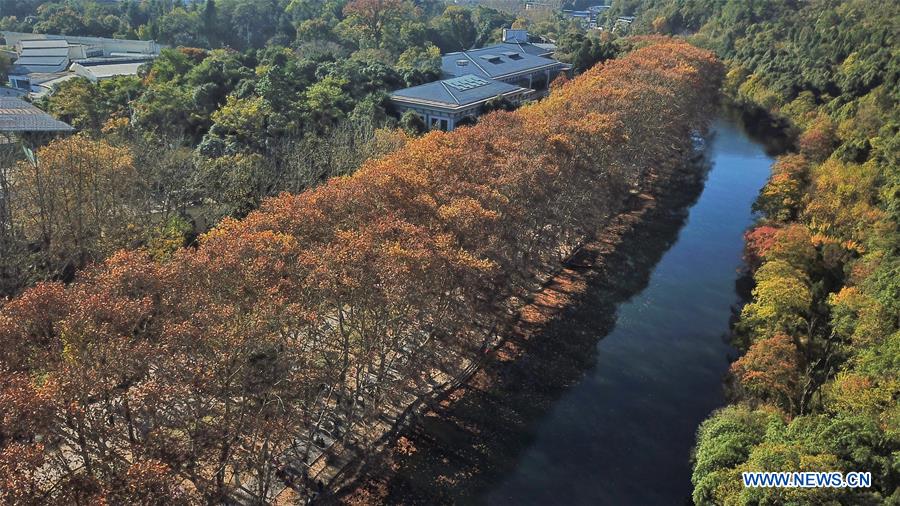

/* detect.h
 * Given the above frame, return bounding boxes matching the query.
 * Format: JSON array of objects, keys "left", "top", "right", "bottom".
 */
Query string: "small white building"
[
  {"left": 2, "top": 31, "right": 161, "bottom": 58},
  {"left": 71, "top": 56, "right": 155, "bottom": 82},
  {"left": 2, "top": 31, "right": 161, "bottom": 95}
]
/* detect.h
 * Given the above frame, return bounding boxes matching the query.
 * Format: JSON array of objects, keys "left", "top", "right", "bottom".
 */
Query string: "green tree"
[
  {"left": 339, "top": 0, "right": 423, "bottom": 52},
  {"left": 155, "top": 8, "right": 204, "bottom": 47},
  {"left": 203, "top": 0, "right": 220, "bottom": 47},
  {"left": 42, "top": 78, "right": 104, "bottom": 133},
  {"left": 304, "top": 75, "right": 350, "bottom": 127},
  {"left": 399, "top": 110, "right": 426, "bottom": 135},
  {"left": 207, "top": 95, "right": 272, "bottom": 153},
  {"left": 186, "top": 49, "right": 253, "bottom": 115},
  {"left": 431, "top": 6, "right": 477, "bottom": 52},
  {"left": 132, "top": 81, "right": 199, "bottom": 140},
  {"left": 692, "top": 405, "right": 779, "bottom": 506}
]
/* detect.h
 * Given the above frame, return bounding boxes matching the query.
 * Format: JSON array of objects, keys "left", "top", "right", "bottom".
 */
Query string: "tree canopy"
[{"left": 0, "top": 40, "right": 722, "bottom": 503}]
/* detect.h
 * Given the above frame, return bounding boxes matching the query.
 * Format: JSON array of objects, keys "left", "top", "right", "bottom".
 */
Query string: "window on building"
[{"left": 428, "top": 117, "right": 449, "bottom": 131}]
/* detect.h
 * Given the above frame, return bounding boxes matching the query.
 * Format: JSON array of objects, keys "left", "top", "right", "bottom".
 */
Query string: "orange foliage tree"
[{"left": 731, "top": 333, "right": 801, "bottom": 414}]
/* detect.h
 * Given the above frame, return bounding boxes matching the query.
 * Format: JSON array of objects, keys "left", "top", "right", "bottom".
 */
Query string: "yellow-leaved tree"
[{"left": 9, "top": 135, "right": 142, "bottom": 278}]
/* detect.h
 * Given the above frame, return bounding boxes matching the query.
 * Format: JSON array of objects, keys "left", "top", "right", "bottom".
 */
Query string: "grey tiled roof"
[
  {"left": 20, "top": 39, "right": 68, "bottom": 49},
  {"left": 14, "top": 56, "right": 68, "bottom": 66},
  {"left": 390, "top": 74, "right": 525, "bottom": 108},
  {"left": 0, "top": 97, "right": 75, "bottom": 132},
  {"left": 11, "top": 56, "right": 69, "bottom": 74},
  {"left": 442, "top": 44, "right": 566, "bottom": 80},
  {"left": 0, "top": 87, "right": 28, "bottom": 98},
  {"left": 79, "top": 62, "right": 146, "bottom": 79}
]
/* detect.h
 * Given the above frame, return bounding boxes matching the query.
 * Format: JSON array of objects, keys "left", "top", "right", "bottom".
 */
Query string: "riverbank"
[{"left": 329, "top": 136, "right": 716, "bottom": 504}]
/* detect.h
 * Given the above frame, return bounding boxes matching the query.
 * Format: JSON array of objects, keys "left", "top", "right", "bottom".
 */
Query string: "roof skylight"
[{"left": 445, "top": 75, "right": 491, "bottom": 91}]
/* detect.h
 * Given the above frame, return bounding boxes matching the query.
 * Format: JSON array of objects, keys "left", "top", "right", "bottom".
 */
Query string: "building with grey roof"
[
  {"left": 28, "top": 73, "right": 80, "bottom": 99},
  {"left": 497, "top": 41, "right": 555, "bottom": 58},
  {"left": 441, "top": 45, "right": 569, "bottom": 90},
  {"left": 564, "top": 5, "right": 611, "bottom": 29},
  {"left": 0, "top": 97, "right": 74, "bottom": 141},
  {"left": 499, "top": 29, "right": 558, "bottom": 57},
  {"left": 390, "top": 75, "right": 529, "bottom": 131},
  {"left": 0, "top": 87, "right": 28, "bottom": 98},
  {"left": 71, "top": 56, "right": 155, "bottom": 82},
  {"left": 8, "top": 39, "right": 70, "bottom": 77},
  {"left": 390, "top": 30, "right": 570, "bottom": 131},
  {"left": 2, "top": 31, "right": 161, "bottom": 58},
  {"left": 3, "top": 31, "right": 160, "bottom": 96}
]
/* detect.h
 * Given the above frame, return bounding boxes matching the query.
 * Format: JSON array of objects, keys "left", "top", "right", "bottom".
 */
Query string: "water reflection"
[{"left": 483, "top": 119, "right": 774, "bottom": 505}]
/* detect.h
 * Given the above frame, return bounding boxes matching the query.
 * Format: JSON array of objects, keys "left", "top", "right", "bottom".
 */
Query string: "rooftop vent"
[
  {"left": 503, "top": 51, "right": 523, "bottom": 60},
  {"left": 456, "top": 59, "right": 469, "bottom": 66},
  {"left": 502, "top": 28, "right": 529, "bottom": 43},
  {"left": 480, "top": 54, "right": 503, "bottom": 64}
]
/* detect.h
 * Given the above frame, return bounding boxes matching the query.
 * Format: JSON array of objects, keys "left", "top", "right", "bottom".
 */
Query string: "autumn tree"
[
  {"left": 8, "top": 135, "right": 142, "bottom": 278},
  {"left": 731, "top": 334, "right": 802, "bottom": 413},
  {"left": 689, "top": 1, "right": 900, "bottom": 502},
  {"left": 753, "top": 154, "right": 808, "bottom": 222},
  {"left": 739, "top": 260, "right": 812, "bottom": 344}
]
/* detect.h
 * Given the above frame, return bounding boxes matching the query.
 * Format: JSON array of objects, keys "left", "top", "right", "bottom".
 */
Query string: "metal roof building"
[
  {"left": 71, "top": 56, "right": 155, "bottom": 82},
  {"left": 390, "top": 75, "right": 529, "bottom": 131},
  {"left": 392, "top": 75, "right": 526, "bottom": 107},
  {"left": 2, "top": 31, "right": 161, "bottom": 58},
  {"left": 3, "top": 31, "right": 160, "bottom": 96},
  {"left": 0, "top": 97, "right": 75, "bottom": 135},
  {"left": 10, "top": 39, "right": 70, "bottom": 74},
  {"left": 441, "top": 44, "right": 568, "bottom": 82},
  {"left": 497, "top": 41, "right": 555, "bottom": 58},
  {"left": 390, "top": 33, "right": 571, "bottom": 131}
]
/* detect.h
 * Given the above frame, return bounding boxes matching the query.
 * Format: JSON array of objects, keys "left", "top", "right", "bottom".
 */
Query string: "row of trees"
[
  {"left": 663, "top": 1, "right": 900, "bottom": 504},
  {"left": 0, "top": 40, "right": 722, "bottom": 504},
  {"left": 3, "top": 0, "right": 627, "bottom": 297},
  {"left": 5, "top": 1, "right": 466, "bottom": 297}
]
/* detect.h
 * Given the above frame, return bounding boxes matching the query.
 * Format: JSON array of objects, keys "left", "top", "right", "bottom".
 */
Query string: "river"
[
  {"left": 338, "top": 117, "right": 779, "bottom": 505},
  {"left": 479, "top": 118, "right": 775, "bottom": 505}
]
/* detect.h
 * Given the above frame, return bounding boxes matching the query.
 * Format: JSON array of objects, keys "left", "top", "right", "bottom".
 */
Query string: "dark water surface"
[{"left": 480, "top": 119, "right": 774, "bottom": 505}]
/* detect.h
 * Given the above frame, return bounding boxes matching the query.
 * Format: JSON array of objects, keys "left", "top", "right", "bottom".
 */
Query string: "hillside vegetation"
[{"left": 622, "top": 1, "right": 899, "bottom": 504}]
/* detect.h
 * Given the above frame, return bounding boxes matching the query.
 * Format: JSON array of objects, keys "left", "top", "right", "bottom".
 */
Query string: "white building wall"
[{"left": 2, "top": 31, "right": 161, "bottom": 57}]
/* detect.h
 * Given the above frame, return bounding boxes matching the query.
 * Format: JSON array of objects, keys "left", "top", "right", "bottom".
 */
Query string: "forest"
[
  {"left": 1, "top": 0, "right": 896, "bottom": 504},
  {"left": 0, "top": 40, "right": 721, "bottom": 503},
  {"left": 0, "top": 0, "right": 618, "bottom": 298},
  {"left": 616, "top": 1, "right": 899, "bottom": 504}
]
